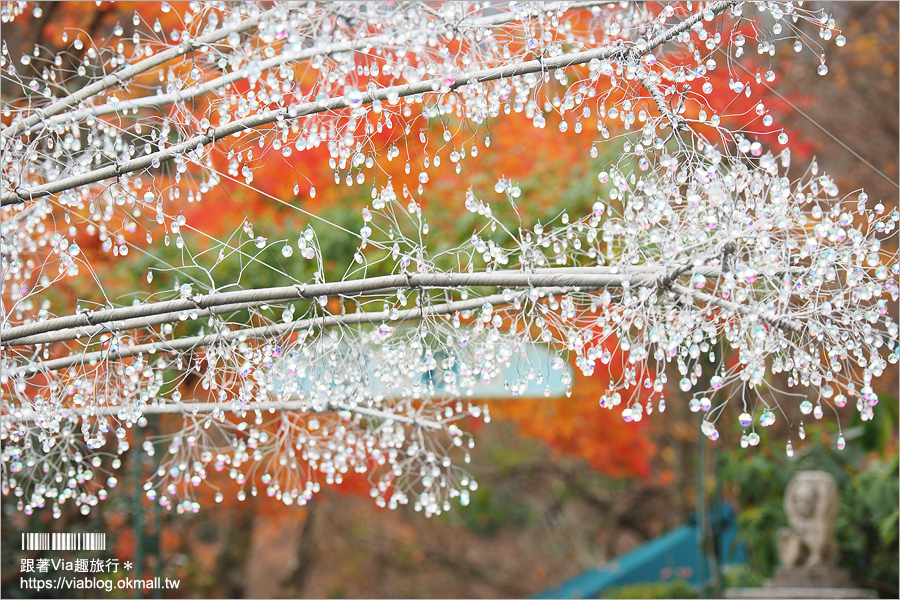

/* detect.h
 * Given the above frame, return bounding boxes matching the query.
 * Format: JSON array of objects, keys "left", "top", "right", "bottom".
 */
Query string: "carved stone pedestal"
[
  {"left": 769, "top": 565, "right": 853, "bottom": 588},
  {"left": 725, "top": 585, "right": 877, "bottom": 599},
  {"left": 726, "top": 566, "right": 877, "bottom": 598}
]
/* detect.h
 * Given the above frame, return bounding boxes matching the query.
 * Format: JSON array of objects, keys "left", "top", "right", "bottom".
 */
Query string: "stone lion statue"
[{"left": 777, "top": 470, "right": 840, "bottom": 568}]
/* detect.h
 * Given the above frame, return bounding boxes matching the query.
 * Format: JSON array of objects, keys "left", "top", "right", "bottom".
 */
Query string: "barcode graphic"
[{"left": 21, "top": 533, "right": 106, "bottom": 551}]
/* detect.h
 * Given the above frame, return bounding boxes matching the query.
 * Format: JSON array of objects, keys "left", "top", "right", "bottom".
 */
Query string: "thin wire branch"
[
  {"left": 729, "top": 55, "right": 900, "bottom": 190},
  {"left": 6, "top": 398, "right": 445, "bottom": 430}
]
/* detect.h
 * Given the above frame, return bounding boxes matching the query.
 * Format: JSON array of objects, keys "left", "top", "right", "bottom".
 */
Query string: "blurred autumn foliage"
[{"left": 2, "top": 2, "right": 898, "bottom": 598}]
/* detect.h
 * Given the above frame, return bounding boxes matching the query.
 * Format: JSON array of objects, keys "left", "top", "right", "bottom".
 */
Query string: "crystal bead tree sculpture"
[{"left": 1, "top": 1, "right": 897, "bottom": 518}]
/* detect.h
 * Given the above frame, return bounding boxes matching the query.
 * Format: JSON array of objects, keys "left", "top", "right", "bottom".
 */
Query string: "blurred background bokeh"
[{"left": 2, "top": 2, "right": 897, "bottom": 598}]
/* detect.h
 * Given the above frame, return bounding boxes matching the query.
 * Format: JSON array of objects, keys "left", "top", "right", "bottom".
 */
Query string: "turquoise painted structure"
[
  {"left": 534, "top": 504, "right": 746, "bottom": 598},
  {"left": 269, "top": 332, "right": 571, "bottom": 400}
]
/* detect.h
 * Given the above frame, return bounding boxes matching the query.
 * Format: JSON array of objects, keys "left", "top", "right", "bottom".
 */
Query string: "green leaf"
[{"left": 878, "top": 509, "right": 899, "bottom": 546}]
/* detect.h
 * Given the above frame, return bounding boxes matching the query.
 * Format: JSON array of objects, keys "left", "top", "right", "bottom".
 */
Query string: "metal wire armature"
[{"left": 1, "top": 1, "right": 897, "bottom": 519}]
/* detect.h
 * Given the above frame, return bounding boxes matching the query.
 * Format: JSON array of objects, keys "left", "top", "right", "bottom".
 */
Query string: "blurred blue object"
[
  {"left": 270, "top": 332, "right": 571, "bottom": 400},
  {"left": 533, "top": 503, "right": 746, "bottom": 598}
]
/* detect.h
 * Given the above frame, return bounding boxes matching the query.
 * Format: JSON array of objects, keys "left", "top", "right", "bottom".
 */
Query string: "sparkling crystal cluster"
[{"left": 1, "top": 1, "right": 896, "bottom": 518}]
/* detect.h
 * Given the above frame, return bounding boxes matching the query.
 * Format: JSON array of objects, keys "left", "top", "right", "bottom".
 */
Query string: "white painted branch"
[
  {"left": 3, "top": 266, "right": 727, "bottom": 346},
  {"left": 20, "top": 291, "right": 525, "bottom": 374},
  {"left": 669, "top": 283, "right": 803, "bottom": 333},
  {"left": 0, "top": 0, "right": 737, "bottom": 206},
  {"left": 0, "top": 9, "right": 275, "bottom": 140},
  {"left": 20, "top": 2, "right": 601, "bottom": 135},
  {"left": 636, "top": 65, "right": 685, "bottom": 131},
  {"left": 11, "top": 271, "right": 820, "bottom": 376}
]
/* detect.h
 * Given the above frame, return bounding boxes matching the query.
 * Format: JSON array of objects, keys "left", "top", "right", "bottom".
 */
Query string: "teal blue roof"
[{"left": 534, "top": 503, "right": 746, "bottom": 598}]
